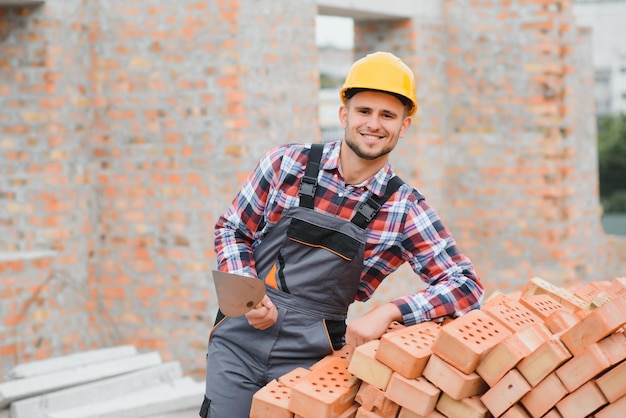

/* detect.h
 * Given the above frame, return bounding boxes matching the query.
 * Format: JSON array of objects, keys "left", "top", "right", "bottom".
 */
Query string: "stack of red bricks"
[{"left": 249, "top": 276, "right": 626, "bottom": 418}]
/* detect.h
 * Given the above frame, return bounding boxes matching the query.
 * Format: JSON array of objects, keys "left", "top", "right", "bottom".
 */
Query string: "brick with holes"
[
  {"left": 375, "top": 320, "right": 440, "bottom": 379},
  {"left": 482, "top": 297, "right": 544, "bottom": 333},
  {"left": 250, "top": 379, "right": 294, "bottom": 418},
  {"left": 278, "top": 367, "right": 310, "bottom": 388},
  {"left": 431, "top": 309, "right": 512, "bottom": 374},
  {"left": 480, "top": 368, "right": 532, "bottom": 417},
  {"left": 522, "top": 277, "right": 589, "bottom": 312},
  {"left": 289, "top": 356, "right": 360, "bottom": 418},
  {"left": 518, "top": 293, "right": 565, "bottom": 321}
]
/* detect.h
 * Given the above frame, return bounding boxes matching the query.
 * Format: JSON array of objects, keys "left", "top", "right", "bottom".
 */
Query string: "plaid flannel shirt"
[{"left": 214, "top": 141, "right": 483, "bottom": 325}]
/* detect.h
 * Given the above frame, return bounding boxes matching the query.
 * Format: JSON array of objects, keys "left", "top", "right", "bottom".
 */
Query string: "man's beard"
[{"left": 344, "top": 131, "right": 394, "bottom": 161}]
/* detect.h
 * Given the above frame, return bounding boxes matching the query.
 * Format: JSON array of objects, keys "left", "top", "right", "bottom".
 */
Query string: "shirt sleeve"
[
  {"left": 391, "top": 197, "right": 484, "bottom": 325},
  {"left": 213, "top": 145, "right": 287, "bottom": 277}
]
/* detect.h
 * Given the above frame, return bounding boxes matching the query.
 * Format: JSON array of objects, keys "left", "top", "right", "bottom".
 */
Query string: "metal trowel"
[{"left": 211, "top": 270, "right": 266, "bottom": 317}]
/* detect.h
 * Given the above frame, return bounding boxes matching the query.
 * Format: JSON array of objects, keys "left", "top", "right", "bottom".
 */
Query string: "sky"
[{"left": 315, "top": 15, "right": 354, "bottom": 49}]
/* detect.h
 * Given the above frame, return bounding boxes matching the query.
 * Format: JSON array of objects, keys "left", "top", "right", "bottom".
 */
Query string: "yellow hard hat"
[{"left": 340, "top": 52, "right": 417, "bottom": 116}]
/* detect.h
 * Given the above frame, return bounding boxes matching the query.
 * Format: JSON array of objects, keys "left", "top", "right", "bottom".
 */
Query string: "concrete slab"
[
  {"left": 6, "top": 345, "right": 137, "bottom": 379},
  {"left": 46, "top": 377, "right": 205, "bottom": 418},
  {"left": 10, "top": 362, "right": 182, "bottom": 418},
  {"left": 153, "top": 408, "right": 199, "bottom": 418},
  {"left": 0, "top": 408, "right": 8, "bottom": 418},
  {"left": 0, "top": 352, "right": 162, "bottom": 409}
]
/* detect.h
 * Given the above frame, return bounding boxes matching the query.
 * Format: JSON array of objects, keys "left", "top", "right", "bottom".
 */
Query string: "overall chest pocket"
[{"left": 286, "top": 217, "right": 361, "bottom": 261}]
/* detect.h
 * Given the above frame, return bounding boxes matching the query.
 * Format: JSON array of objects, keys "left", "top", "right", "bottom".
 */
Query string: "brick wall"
[{"left": 0, "top": 0, "right": 623, "bottom": 379}]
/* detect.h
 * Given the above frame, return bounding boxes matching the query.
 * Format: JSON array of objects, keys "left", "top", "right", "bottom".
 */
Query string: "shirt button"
[{"left": 338, "top": 193, "right": 343, "bottom": 197}]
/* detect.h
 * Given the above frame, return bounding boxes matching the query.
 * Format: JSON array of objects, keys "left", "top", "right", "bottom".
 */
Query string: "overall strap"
[
  {"left": 298, "top": 143, "right": 324, "bottom": 209},
  {"left": 351, "top": 176, "right": 405, "bottom": 229}
]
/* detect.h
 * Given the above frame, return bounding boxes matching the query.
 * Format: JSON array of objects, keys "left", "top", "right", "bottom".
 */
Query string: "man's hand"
[
  {"left": 345, "top": 303, "right": 403, "bottom": 348},
  {"left": 245, "top": 295, "right": 278, "bottom": 330}
]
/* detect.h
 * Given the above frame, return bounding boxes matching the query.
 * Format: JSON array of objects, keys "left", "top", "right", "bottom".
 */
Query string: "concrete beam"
[
  {"left": 46, "top": 377, "right": 205, "bottom": 418},
  {"left": 0, "top": 352, "right": 162, "bottom": 408},
  {"left": 10, "top": 362, "right": 183, "bottom": 418},
  {"left": 317, "top": 0, "right": 441, "bottom": 20},
  {"left": 7, "top": 345, "right": 137, "bottom": 379}
]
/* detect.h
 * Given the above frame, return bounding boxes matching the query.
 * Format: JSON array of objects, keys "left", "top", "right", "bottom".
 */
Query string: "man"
[{"left": 200, "top": 51, "right": 483, "bottom": 418}]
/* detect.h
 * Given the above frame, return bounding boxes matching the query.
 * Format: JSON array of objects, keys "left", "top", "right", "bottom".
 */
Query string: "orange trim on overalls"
[
  {"left": 288, "top": 237, "right": 353, "bottom": 261},
  {"left": 264, "top": 263, "right": 279, "bottom": 290}
]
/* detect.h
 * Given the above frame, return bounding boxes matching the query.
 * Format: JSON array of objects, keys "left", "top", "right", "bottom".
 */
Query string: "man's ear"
[
  {"left": 339, "top": 105, "right": 348, "bottom": 128},
  {"left": 399, "top": 116, "right": 412, "bottom": 138}
]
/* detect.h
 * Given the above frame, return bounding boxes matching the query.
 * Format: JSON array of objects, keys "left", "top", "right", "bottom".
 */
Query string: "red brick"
[
  {"left": 476, "top": 323, "right": 551, "bottom": 387},
  {"left": 289, "top": 357, "right": 360, "bottom": 418},
  {"left": 347, "top": 340, "right": 393, "bottom": 391},
  {"left": 542, "top": 408, "right": 563, "bottom": 418},
  {"left": 422, "top": 354, "right": 488, "bottom": 401},
  {"left": 355, "top": 406, "right": 383, "bottom": 418},
  {"left": 594, "top": 394, "right": 626, "bottom": 418},
  {"left": 555, "top": 380, "right": 608, "bottom": 418},
  {"left": 500, "top": 404, "right": 531, "bottom": 418},
  {"left": 571, "top": 281, "right": 607, "bottom": 304},
  {"left": 354, "top": 381, "right": 399, "bottom": 417},
  {"left": 555, "top": 342, "right": 611, "bottom": 392},
  {"left": 544, "top": 309, "right": 580, "bottom": 333},
  {"left": 520, "top": 372, "right": 568, "bottom": 417},
  {"left": 516, "top": 335, "right": 572, "bottom": 386},
  {"left": 519, "top": 293, "right": 565, "bottom": 320},
  {"left": 480, "top": 369, "right": 532, "bottom": 417},
  {"left": 375, "top": 320, "right": 439, "bottom": 379},
  {"left": 595, "top": 358, "right": 626, "bottom": 403},
  {"left": 482, "top": 292, "right": 513, "bottom": 309},
  {"left": 560, "top": 296, "right": 626, "bottom": 355},
  {"left": 250, "top": 379, "right": 293, "bottom": 418},
  {"left": 354, "top": 406, "right": 384, "bottom": 418},
  {"left": 435, "top": 393, "right": 489, "bottom": 418},
  {"left": 337, "top": 404, "right": 359, "bottom": 418},
  {"left": 385, "top": 373, "right": 440, "bottom": 416},
  {"left": 431, "top": 309, "right": 512, "bottom": 374},
  {"left": 522, "top": 277, "right": 589, "bottom": 312},
  {"left": 482, "top": 297, "right": 544, "bottom": 333},
  {"left": 597, "top": 330, "right": 626, "bottom": 365},
  {"left": 278, "top": 367, "right": 309, "bottom": 388}
]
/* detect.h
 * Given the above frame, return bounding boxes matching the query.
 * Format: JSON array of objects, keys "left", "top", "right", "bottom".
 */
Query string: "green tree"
[{"left": 597, "top": 114, "right": 626, "bottom": 213}]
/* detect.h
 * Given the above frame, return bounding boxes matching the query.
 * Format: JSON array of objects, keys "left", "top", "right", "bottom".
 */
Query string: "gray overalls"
[{"left": 201, "top": 144, "right": 404, "bottom": 418}]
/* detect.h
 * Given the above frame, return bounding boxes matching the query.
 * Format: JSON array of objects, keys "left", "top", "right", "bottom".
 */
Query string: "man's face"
[{"left": 340, "top": 90, "right": 412, "bottom": 162}]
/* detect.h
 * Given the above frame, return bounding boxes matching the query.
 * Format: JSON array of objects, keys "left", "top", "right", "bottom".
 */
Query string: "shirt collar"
[{"left": 320, "top": 141, "right": 395, "bottom": 198}]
